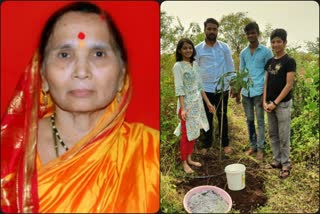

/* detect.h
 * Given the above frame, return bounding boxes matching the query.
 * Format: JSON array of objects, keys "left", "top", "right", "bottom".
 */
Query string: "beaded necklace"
[{"left": 50, "top": 114, "right": 69, "bottom": 157}]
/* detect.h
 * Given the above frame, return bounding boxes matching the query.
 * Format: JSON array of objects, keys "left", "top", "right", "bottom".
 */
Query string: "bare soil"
[{"left": 176, "top": 146, "right": 268, "bottom": 213}]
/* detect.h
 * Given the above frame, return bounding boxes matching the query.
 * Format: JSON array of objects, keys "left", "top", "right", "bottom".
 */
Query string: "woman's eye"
[
  {"left": 94, "top": 51, "right": 106, "bottom": 57},
  {"left": 58, "top": 52, "right": 70, "bottom": 58}
]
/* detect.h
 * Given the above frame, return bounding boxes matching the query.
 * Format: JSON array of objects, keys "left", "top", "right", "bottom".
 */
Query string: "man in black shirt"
[{"left": 263, "top": 28, "right": 296, "bottom": 179}]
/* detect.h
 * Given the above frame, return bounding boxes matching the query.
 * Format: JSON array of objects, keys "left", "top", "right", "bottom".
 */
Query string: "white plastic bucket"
[{"left": 224, "top": 163, "right": 246, "bottom": 191}]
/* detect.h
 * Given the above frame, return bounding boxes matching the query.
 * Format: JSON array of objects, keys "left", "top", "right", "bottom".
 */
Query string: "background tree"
[
  {"left": 180, "top": 20, "right": 204, "bottom": 45},
  {"left": 161, "top": 11, "right": 203, "bottom": 54},
  {"left": 260, "top": 23, "right": 273, "bottom": 47},
  {"left": 306, "top": 37, "right": 319, "bottom": 55},
  {"left": 161, "top": 11, "right": 184, "bottom": 54},
  {"left": 218, "top": 12, "right": 253, "bottom": 69},
  {"left": 219, "top": 13, "right": 252, "bottom": 51}
]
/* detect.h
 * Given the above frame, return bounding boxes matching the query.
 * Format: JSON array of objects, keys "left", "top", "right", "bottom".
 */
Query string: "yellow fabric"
[
  {"left": 37, "top": 122, "right": 159, "bottom": 213},
  {"left": 36, "top": 73, "right": 160, "bottom": 213},
  {"left": 1, "top": 50, "right": 159, "bottom": 213}
]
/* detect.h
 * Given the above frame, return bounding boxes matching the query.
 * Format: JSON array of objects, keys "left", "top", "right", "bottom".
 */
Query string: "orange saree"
[{"left": 1, "top": 52, "right": 159, "bottom": 213}]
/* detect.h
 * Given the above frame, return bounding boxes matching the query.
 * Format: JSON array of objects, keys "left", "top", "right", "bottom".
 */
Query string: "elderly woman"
[{"left": 1, "top": 2, "right": 159, "bottom": 213}]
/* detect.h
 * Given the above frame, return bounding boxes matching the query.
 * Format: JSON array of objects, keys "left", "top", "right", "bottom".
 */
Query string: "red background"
[{"left": 0, "top": 1, "right": 160, "bottom": 130}]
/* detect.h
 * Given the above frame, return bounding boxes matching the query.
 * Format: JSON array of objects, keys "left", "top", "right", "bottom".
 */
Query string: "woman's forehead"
[
  {"left": 57, "top": 11, "right": 102, "bottom": 24},
  {"left": 182, "top": 42, "right": 192, "bottom": 47},
  {"left": 52, "top": 12, "right": 109, "bottom": 37},
  {"left": 48, "top": 12, "right": 111, "bottom": 46}
]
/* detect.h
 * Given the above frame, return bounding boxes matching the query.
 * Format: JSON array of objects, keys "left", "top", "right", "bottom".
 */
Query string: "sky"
[{"left": 161, "top": 1, "right": 319, "bottom": 49}]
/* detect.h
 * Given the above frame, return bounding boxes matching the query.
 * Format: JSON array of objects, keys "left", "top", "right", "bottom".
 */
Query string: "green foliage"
[
  {"left": 230, "top": 69, "right": 254, "bottom": 94},
  {"left": 305, "top": 37, "right": 319, "bottom": 55},
  {"left": 214, "top": 70, "right": 253, "bottom": 95},
  {"left": 218, "top": 12, "right": 273, "bottom": 69},
  {"left": 260, "top": 23, "right": 273, "bottom": 47},
  {"left": 287, "top": 49, "right": 318, "bottom": 117},
  {"left": 291, "top": 54, "right": 319, "bottom": 164},
  {"left": 161, "top": 11, "right": 182, "bottom": 54},
  {"left": 161, "top": 11, "right": 203, "bottom": 54},
  {"left": 214, "top": 69, "right": 253, "bottom": 161},
  {"left": 219, "top": 12, "right": 253, "bottom": 55},
  {"left": 160, "top": 174, "right": 185, "bottom": 213},
  {"left": 160, "top": 53, "right": 179, "bottom": 174}
]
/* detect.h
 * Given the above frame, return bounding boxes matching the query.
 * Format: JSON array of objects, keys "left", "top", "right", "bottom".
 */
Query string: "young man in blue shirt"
[
  {"left": 195, "top": 18, "right": 235, "bottom": 155},
  {"left": 239, "top": 22, "right": 273, "bottom": 160}
]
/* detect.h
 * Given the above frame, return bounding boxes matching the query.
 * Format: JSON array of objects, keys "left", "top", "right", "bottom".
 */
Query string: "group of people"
[
  {"left": 173, "top": 18, "right": 296, "bottom": 180},
  {"left": 0, "top": 1, "right": 297, "bottom": 212}
]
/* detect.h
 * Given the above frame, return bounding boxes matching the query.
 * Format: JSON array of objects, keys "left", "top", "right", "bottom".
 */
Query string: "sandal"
[
  {"left": 265, "top": 161, "right": 282, "bottom": 169},
  {"left": 270, "top": 162, "right": 282, "bottom": 169},
  {"left": 279, "top": 168, "right": 291, "bottom": 179}
]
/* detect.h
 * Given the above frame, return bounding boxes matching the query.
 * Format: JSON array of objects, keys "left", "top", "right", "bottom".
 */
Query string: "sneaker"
[
  {"left": 256, "top": 151, "right": 264, "bottom": 160},
  {"left": 245, "top": 148, "right": 256, "bottom": 156}
]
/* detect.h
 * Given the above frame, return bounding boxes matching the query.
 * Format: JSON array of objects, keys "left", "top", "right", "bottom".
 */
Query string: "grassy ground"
[
  {"left": 161, "top": 97, "right": 320, "bottom": 213},
  {"left": 230, "top": 98, "right": 319, "bottom": 213}
]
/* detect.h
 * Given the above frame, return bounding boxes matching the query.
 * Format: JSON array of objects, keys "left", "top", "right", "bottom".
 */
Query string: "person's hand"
[
  {"left": 268, "top": 102, "right": 277, "bottom": 111},
  {"left": 263, "top": 101, "right": 270, "bottom": 112},
  {"left": 264, "top": 101, "right": 276, "bottom": 112},
  {"left": 180, "top": 109, "right": 187, "bottom": 121},
  {"left": 207, "top": 102, "right": 215, "bottom": 113}
]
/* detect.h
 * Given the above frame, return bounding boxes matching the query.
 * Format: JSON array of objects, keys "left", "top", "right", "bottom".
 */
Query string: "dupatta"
[
  {"left": 1, "top": 52, "right": 41, "bottom": 213},
  {"left": 1, "top": 51, "right": 159, "bottom": 212}
]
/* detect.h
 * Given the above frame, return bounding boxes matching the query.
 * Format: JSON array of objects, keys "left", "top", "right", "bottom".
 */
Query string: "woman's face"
[
  {"left": 179, "top": 42, "right": 193, "bottom": 61},
  {"left": 42, "top": 12, "right": 125, "bottom": 113}
]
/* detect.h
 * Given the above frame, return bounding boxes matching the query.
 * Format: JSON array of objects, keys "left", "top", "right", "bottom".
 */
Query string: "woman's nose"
[{"left": 73, "top": 58, "right": 91, "bottom": 79}]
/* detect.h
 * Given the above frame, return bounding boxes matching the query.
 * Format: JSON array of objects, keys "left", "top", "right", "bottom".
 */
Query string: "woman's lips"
[{"left": 69, "top": 89, "right": 94, "bottom": 97}]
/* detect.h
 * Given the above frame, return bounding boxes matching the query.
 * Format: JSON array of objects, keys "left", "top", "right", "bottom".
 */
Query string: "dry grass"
[
  {"left": 228, "top": 98, "right": 320, "bottom": 213},
  {"left": 257, "top": 162, "right": 319, "bottom": 213}
]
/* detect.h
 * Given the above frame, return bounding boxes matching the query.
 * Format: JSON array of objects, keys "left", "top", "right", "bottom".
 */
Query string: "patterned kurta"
[{"left": 172, "top": 61, "right": 209, "bottom": 141}]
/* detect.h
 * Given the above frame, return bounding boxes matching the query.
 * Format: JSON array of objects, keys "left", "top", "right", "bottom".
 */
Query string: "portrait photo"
[{"left": 1, "top": 1, "right": 160, "bottom": 213}]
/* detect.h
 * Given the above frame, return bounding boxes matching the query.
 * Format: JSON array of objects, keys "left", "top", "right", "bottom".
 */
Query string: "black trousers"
[{"left": 202, "top": 90, "right": 229, "bottom": 148}]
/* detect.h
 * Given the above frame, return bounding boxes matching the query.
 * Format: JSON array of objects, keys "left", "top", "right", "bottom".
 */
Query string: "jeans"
[
  {"left": 242, "top": 95, "right": 265, "bottom": 151},
  {"left": 202, "top": 91, "right": 229, "bottom": 148},
  {"left": 267, "top": 99, "right": 292, "bottom": 167}
]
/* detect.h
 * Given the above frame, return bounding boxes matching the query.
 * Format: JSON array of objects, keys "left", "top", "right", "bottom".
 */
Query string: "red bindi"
[{"left": 78, "top": 32, "right": 85, "bottom": 40}]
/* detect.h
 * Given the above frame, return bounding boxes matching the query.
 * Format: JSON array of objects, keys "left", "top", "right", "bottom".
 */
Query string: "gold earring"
[
  {"left": 40, "top": 90, "right": 48, "bottom": 112},
  {"left": 41, "top": 81, "right": 49, "bottom": 105},
  {"left": 116, "top": 92, "right": 121, "bottom": 103},
  {"left": 43, "top": 90, "right": 48, "bottom": 106}
]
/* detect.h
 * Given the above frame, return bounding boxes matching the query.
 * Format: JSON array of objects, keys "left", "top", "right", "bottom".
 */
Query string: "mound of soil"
[{"left": 176, "top": 147, "right": 268, "bottom": 213}]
